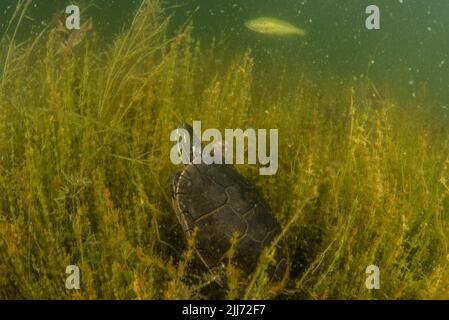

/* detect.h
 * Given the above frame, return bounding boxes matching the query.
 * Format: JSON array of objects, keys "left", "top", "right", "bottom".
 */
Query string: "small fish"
[{"left": 245, "top": 17, "right": 306, "bottom": 36}]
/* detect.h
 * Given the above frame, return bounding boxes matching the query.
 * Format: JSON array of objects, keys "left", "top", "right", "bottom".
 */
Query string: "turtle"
[{"left": 170, "top": 123, "right": 287, "bottom": 282}]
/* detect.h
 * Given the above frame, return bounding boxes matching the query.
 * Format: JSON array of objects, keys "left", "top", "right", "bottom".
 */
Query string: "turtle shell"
[{"left": 171, "top": 163, "right": 284, "bottom": 276}]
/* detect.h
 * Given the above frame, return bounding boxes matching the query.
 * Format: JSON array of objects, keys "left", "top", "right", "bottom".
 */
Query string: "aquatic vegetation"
[{"left": 0, "top": 0, "right": 448, "bottom": 300}]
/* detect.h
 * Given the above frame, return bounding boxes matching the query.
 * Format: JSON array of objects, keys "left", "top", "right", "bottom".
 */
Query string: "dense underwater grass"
[{"left": 0, "top": 0, "right": 449, "bottom": 299}]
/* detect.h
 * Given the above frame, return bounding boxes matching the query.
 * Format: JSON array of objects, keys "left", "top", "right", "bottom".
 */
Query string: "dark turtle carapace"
[{"left": 170, "top": 124, "right": 286, "bottom": 280}]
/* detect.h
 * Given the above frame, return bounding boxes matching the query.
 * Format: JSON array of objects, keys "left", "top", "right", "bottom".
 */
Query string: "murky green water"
[{"left": 1, "top": 0, "right": 448, "bottom": 105}]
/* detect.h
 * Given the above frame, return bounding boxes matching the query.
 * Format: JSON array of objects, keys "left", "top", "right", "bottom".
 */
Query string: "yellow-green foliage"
[{"left": 0, "top": 0, "right": 449, "bottom": 299}]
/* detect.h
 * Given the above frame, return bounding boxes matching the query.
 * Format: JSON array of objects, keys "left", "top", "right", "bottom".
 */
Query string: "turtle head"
[
  {"left": 178, "top": 122, "right": 194, "bottom": 139},
  {"left": 175, "top": 122, "right": 229, "bottom": 164},
  {"left": 175, "top": 122, "right": 201, "bottom": 165}
]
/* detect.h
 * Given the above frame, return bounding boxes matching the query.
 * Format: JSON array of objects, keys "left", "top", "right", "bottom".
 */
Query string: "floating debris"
[{"left": 245, "top": 17, "right": 306, "bottom": 36}]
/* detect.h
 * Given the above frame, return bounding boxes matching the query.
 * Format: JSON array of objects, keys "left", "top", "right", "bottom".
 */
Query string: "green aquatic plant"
[{"left": 0, "top": 0, "right": 448, "bottom": 299}]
